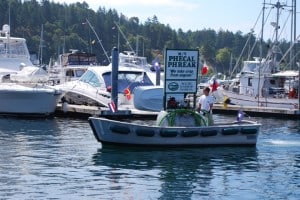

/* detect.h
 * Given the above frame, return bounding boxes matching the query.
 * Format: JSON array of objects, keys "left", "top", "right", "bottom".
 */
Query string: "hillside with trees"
[{"left": 0, "top": 0, "right": 294, "bottom": 76}]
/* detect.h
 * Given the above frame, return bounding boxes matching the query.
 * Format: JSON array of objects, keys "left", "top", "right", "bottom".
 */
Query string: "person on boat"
[{"left": 197, "top": 87, "right": 215, "bottom": 125}]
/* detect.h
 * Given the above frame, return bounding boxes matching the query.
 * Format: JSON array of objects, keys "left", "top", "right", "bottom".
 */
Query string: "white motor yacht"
[
  {"left": 55, "top": 65, "right": 160, "bottom": 109},
  {"left": 0, "top": 24, "right": 63, "bottom": 116},
  {"left": 0, "top": 66, "right": 63, "bottom": 116}
]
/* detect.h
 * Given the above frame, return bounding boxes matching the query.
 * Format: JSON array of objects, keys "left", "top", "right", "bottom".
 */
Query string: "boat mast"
[
  {"left": 258, "top": 0, "right": 266, "bottom": 106},
  {"left": 114, "top": 21, "right": 135, "bottom": 54},
  {"left": 38, "top": 24, "right": 44, "bottom": 65},
  {"left": 272, "top": 1, "right": 284, "bottom": 72},
  {"left": 85, "top": 18, "right": 111, "bottom": 63}
]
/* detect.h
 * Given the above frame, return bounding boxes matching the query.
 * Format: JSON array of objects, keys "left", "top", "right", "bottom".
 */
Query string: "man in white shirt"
[{"left": 198, "top": 87, "right": 215, "bottom": 125}]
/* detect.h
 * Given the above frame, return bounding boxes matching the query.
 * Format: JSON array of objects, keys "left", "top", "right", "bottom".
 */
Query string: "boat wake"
[{"left": 267, "top": 139, "right": 300, "bottom": 146}]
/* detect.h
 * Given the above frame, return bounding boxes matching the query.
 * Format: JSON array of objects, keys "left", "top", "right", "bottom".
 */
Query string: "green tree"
[{"left": 216, "top": 47, "right": 231, "bottom": 74}]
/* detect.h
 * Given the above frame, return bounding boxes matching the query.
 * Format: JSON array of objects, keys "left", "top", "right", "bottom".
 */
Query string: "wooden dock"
[
  {"left": 55, "top": 103, "right": 159, "bottom": 119},
  {"left": 55, "top": 103, "right": 300, "bottom": 119},
  {"left": 213, "top": 103, "right": 300, "bottom": 119}
]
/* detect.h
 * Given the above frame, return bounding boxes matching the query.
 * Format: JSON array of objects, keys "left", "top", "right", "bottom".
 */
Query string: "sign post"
[{"left": 164, "top": 49, "right": 199, "bottom": 110}]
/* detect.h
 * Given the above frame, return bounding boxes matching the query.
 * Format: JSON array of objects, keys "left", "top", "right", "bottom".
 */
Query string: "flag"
[
  {"left": 210, "top": 79, "right": 219, "bottom": 92},
  {"left": 124, "top": 87, "right": 131, "bottom": 100},
  {"left": 201, "top": 65, "right": 208, "bottom": 75},
  {"left": 237, "top": 110, "right": 244, "bottom": 122},
  {"left": 151, "top": 56, "right": 160, "bottom": 71},
  {"left": 108, "top": 101, "right": 116, "bottom": 113}
]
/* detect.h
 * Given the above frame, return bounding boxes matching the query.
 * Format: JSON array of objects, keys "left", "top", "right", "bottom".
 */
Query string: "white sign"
[
  {"left": 165, "top": 49, "right": 199, "bottom": 93},
  {"left": 165, "top": 49, "right": 198, "bottom": 80},
  {"left": 165, "top": 80, "right": 197, "bottom": 93}
]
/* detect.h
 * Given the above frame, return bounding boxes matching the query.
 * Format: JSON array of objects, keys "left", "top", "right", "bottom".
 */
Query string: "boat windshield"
[
  {"left": 0, "top": 39, "right": 29, "bottom": 58},
  {"left": 62, "top": 53, "right": 97, "bottom": 66},
  {"left": 241, "top": 61, "right": 260, "bottom": 73},
  {"left": 79, "top": 70, "right": 102, "bottom": 87},
  {"left": 102, "top": 71, "right": 154, "bottom": 92}
]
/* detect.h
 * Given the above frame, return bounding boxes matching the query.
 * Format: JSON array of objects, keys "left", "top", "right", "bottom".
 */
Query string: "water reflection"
[
  {"left": 92, "top": 146, "right": 258, "bottom": 199},
  {"left": 0, "top": 117, "right": 60, "bottom": 134},
  {"left": 0, "top": 117, "right": 61, "bottom": 197}
]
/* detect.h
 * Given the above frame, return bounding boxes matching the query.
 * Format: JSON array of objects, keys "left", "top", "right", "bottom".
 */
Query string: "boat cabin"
[
  {"left": 0, "top": 24, "right": 32, "bottom": 71},
  {"left": 229, "top": 70, "right": 298, "bottom": 99}
]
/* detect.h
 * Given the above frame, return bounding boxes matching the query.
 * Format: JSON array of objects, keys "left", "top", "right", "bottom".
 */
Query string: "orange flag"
[{"left": 124, "top": 87, "right": 131, "bottom": 100}]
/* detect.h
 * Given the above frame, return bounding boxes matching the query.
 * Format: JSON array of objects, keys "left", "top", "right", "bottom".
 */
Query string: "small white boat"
[
  {"left": 89, "top": 110, "right": 261, "bottom": 147},
  {"left": 89, "top": 48, "right": 261, "bottom": 147}
]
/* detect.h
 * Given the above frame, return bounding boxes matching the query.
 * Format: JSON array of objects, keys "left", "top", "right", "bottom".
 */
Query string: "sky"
[{"left": 54, "top": 0, "right": 299, "bottom": 40}]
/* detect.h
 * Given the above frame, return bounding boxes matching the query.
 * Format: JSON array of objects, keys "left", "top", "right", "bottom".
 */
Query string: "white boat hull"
[
  {"left": 89, "top": 117, "right": 261, "bottom": 147},
  {"left": 0, "top": 84, "right": 63, "bottom": 116},
  {"left": 222, "top": 90, "right": 298, "bottom": 109}
]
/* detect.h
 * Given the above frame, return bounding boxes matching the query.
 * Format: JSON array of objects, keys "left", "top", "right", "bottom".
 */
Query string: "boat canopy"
[{"left": 272, "top": 70, "right": 299, "bottom": 77}]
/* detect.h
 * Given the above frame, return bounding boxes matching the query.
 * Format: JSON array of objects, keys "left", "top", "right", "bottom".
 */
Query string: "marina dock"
[
  {"left": 213, "top": 103, "right": 300, "bottom": 118},
  {"left": 55, "top": 103, "right": 300, "bottom": 119},
  {"left": 55, "top": 103, "right": 158, "bottom": 119}
]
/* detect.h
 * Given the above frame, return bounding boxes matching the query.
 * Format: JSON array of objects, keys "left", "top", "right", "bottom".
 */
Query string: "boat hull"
[
  {"left": 88, "top": 117, "right": 261, "bottom": 147},
  {"left": 0, "top": 84, "right": 63, "bottom": 116},
  {"left": 222, "top": 90, "right": 298, "bottom": 109}
]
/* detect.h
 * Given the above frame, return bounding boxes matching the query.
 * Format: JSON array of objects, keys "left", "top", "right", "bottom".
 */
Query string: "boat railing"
[{"left": 227, "top": 85, "right": 256, "bottom": 96}]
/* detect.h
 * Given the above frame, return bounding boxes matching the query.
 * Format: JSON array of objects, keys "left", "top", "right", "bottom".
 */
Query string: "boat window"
[
  {"left": 67, "top": 53, "right": 97, "bottom": 65},
  {"left": 75, "top": 69, "right": 86, "bottom": 77},
  {"left": 118, "top": 72, "right": 144, "bottom": 82},
  {"left": 66, "top": 70, "right": 74, "bottom": 77},
  {"left": 0, "top": 40, "right": 29, "bottom": 57},
  {"left": 79, "top": 70, "right": 101, "bottom": 87},
  {"left": 270, "top": 79, "right": 275, "bottom": 85},
  {"left": 248, "top": 78, "right": 252, "bottom": 86}
]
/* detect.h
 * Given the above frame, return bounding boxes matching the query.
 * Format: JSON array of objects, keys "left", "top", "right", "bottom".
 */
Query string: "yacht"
[
  {"left": 0, "top": 24, "right": 63, "bottom": 116},
  {"left": 48, "top": 50, "right": 99, "bottom": 85},
  {"left": 55, "top": 65, "right": 159, "bottom": 109},
  {"left": 0, "top": 65, "right": 63, "bottom": 116}
]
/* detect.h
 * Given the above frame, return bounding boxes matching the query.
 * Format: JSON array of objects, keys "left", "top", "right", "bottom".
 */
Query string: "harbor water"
[{"left": 0, "top": 114, "right": 299, "bottom": 200}]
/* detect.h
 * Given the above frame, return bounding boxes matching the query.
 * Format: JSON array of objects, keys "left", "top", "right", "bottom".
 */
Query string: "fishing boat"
[
  {"left": 221, "top": 59, "right": 299, "bottom": 109},
  {"left": 88, "top": 49, "right": 261, "bottom": 147},
  {"left": 221, "top": 1, "right": 299, "bottom": 110}
]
